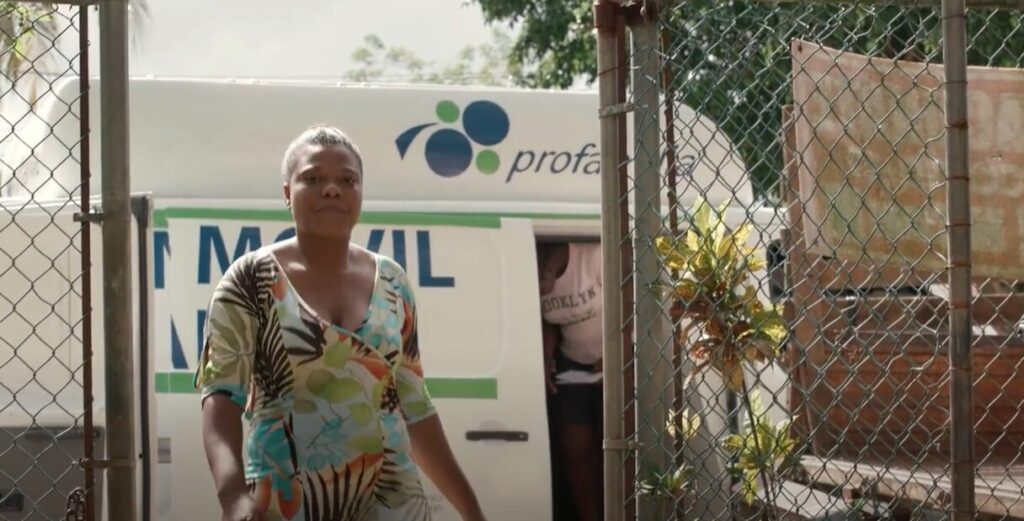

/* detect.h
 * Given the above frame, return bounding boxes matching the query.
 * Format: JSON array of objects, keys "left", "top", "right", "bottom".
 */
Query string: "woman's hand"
[
  {"left": 408, "top": 415, "right": 487, "bottom": 521},
  {"left": 545, "top": 354, "right": 558, "bottom": 395},
  {"left": 220, "top": 493, "right": 264, "bottom": 521}
]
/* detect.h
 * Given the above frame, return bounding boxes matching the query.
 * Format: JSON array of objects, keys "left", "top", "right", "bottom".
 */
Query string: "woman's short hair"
[{"left": 280, "top": 125, "right": 364, "bottom": 181}]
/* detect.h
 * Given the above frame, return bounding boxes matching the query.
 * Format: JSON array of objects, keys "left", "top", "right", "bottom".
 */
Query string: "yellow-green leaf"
[
  {"left": 746, "top": 256, "right": 767, "bottom": 272},
  {"left": 716, "top": 230, "right": 737, "bottom": 264},
  {"left": 685, "top": 230, "right": 700, "bottom": 253},
  {"left": 692, "top": 199, "right": 712, "bottom": 235},
  {"left": 732, "top": 223, "right": 752, "bottom": 247},
  {"left": 667, "top": 409, "right": 701, "bottom": 440}
]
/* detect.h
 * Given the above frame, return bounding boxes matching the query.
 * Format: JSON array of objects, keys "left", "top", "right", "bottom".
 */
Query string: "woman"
[
  {"left": 196, "top": 126, "right": 486, "bottom": 521},
  {"left": 538, "top": 241, "right": 603, "bottom": 521}
]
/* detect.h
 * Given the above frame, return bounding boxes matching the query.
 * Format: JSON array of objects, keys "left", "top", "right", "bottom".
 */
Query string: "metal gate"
[
  {"left": 0, "top": 2, "right": 96, "bottom": 520},
  {"left": 0, "top": 2, "right": 134, "bottom": 521},
  {"left": 596, "top": 0, "right": 1024, "bottom": 519}
]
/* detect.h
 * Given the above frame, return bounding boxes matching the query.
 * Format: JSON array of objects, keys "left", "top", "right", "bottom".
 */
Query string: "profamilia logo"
[
  {"left": 396, "top": 100, "right": 510, "bottom": 178},
  {"left": 396, "top": 99, "right": 601, "bottom": 183}
]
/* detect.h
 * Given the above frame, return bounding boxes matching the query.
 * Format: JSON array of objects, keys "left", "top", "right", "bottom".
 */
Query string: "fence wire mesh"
[
  {"left": 0, "top": 2, "right": 94, "bottom": 521},
  {"left": 603, "top": 0, "right": 1024, "bottom": 519}
]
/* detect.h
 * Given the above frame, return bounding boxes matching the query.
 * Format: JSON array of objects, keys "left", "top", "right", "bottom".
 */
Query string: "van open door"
[{"left": 155, "top": 208, "right": 551, "bottom": 521}]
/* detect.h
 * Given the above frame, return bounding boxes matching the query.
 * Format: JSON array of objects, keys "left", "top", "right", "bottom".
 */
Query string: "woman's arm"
[
  {"left": 408, "top": 416, "right": 486, "bottom": 521},
  {"left": 542, "top": 321, "right": 560, "bottom": 394},
  {"left": 391, "top": 264, "right": 486, "bottom": 521},
  {"left": 202, "top": 394, "right": 263, "bottom": 521},
  {"left": 195, "top": 255, "right": 263, "bottom": 521}
]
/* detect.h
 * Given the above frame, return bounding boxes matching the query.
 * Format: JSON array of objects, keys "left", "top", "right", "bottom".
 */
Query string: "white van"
[{"left": 0, "top": 77, "right": 786, "bottom": 521}]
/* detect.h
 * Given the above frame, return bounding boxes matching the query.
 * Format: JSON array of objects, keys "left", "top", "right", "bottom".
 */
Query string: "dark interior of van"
[{"left": 535, "top": 237, "right": 604, "bottom": 521}]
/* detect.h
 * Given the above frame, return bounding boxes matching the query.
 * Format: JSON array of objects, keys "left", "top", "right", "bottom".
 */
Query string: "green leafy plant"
[
  {"left": 655, "top": 197, "right": 787, "bottom": 392},
  {"left": 654, "top": 197, "right": 795, "bottom": 515},
  {"left": 722, "top": 391, "right": 797, "bottom": 505},
  {"left": 639, "top": 409, "right": 701, "bottom": 500}
]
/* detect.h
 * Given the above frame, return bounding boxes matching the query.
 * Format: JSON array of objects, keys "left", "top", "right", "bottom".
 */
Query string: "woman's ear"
[{"left": 283, "top": 183, "right": 291, "bottom": 208}]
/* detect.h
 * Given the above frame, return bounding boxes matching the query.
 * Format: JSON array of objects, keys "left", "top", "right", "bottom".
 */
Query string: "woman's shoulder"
[
  {"left": 216, "top": 247, "right": 277, "bottom": 289},
  {"left": 371, "top": 252, "right": 411, "bottom": 284},
  {"left": 367, "top": 251, "right": 417, "bottom": 301},
  {"left": 230, "top": 247, "right": 276, "bottom": 273}
]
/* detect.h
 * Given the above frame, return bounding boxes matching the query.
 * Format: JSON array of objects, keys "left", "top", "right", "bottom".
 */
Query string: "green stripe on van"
[
  {"left": 152, "top": 207, "right": 599, "bottom": 230},
  {"left": 155, "top": 372, "right": 498, "bottom": 400}
]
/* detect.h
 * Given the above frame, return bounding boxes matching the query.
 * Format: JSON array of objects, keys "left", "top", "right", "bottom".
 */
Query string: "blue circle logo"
[{"left": 395, "top": 100, "right": 511, "bottom": 178}]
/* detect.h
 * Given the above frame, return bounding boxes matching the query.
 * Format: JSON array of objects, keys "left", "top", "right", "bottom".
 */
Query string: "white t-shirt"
[{"left": 540, "top": 242, "right": 603, "bottom": 365}]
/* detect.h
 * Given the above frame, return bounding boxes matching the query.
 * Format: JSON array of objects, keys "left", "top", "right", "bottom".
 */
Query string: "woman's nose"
[{"left": 322, "top": 182, "right": 342, "bottom": 198}]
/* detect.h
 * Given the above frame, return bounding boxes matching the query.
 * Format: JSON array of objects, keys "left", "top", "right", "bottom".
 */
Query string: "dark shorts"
[{"left": 554, "top": 356, "right": 603, "bottom": 427}]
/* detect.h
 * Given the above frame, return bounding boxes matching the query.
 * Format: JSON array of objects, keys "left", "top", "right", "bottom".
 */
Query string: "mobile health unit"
[{"left": 0, "top": 77, "right": 784, "bottom": 521}]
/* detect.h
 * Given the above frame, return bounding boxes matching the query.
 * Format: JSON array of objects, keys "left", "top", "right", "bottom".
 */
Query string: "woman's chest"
[{"left": 541, "top": 271, "right": 601, "bottom": 325}]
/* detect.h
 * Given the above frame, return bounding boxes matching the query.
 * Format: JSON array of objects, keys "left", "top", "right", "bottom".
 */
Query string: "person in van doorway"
[
  {"left": 538, "top": 241, "right": 604, "bottom": 521},
  {"left": 196, "top": 126, "right": 487, "bottom": 521}
]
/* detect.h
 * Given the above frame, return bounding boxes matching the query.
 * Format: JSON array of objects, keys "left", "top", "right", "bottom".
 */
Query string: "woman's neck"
[{"left": 294, "top": 232, "right": 352, "bottom": 273}]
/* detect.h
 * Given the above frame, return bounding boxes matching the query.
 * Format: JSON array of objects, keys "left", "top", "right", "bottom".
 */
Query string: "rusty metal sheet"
[{"left": 790, "top": 39, "right": 1024, "bottom": 279}]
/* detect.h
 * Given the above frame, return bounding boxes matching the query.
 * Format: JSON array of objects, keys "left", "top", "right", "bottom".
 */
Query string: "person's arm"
[
  {"left": 542, "top": 321, "right": 560, "bottom": 394},
  {"left": 393, "top": 268, "right": 486, "bottom": 521},
  {"left": 202, "top": 395, "right": 262, "bottom": 521},
  {"left": 195, "top": 256, "right": 262, "bottom": 521},
  {"left": 408, "top": 416, "right": 486, "bottom": 521}
]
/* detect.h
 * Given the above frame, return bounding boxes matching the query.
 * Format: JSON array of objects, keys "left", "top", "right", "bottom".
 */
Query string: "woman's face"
[{"left": 284, "top": 143, "right": 363, "bottom": 239}]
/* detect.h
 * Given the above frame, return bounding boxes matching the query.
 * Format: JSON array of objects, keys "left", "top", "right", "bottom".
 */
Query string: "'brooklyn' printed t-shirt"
[{"left": 540, "top": 242, "right": 603, "bottom": 366}]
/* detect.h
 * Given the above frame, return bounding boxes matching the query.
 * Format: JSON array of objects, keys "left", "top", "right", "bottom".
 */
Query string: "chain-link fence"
[
  {"left": 0, "top": 2, "right": 95, "bottom": 520},
  {"left": 596, "top": 0, "right": 1024, "bottom": 519}
]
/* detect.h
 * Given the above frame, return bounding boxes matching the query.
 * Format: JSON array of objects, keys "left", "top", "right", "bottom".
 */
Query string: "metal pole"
[
  {"left": 100, "top": 1, "right": 137, "bottom": 520},
  {"left": 627, "top": 7, "right": 671, "bottom": 521},
  {"left": 77, "top": 3, "right": 95, "bottom": 520},
  {"left": 615, "top": 13, "right": 636, "bottom": 521},
  {"left": 595, "top": 3, "right": 626, "bottom": 521},
  {"left": 942, "top": 0, "right": 973, "bottom": 516}
]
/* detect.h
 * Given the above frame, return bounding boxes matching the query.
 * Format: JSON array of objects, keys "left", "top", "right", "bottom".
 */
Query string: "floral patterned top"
[{"left": 195, "top": 247, "right": 436, "bottom": 521}]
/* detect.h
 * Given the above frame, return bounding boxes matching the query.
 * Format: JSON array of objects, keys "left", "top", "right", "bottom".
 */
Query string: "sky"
[{"left": 115, "top": 0, "right": 503, "bottom": 81}]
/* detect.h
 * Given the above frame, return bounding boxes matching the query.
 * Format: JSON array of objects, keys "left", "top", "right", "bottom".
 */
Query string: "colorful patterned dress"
[{"left": 195, "top": 248, "right": 436, "bottom": 521}]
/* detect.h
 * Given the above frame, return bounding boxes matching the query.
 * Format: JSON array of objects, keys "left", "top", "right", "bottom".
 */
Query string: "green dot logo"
[
  {"left": 476, "top": 150, "right": 500, "bottom": 175},
  {"left": 395, "top": 100, "right": 510, "bottom": 178},
  {"left": 436, "top": 101, "right": 460, "bottom": 123}
]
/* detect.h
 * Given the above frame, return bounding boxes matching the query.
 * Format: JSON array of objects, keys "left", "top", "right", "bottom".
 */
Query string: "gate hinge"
[
  {"left": 599, "top": 102, "right": 634, "bottom": 118},
  {"left": 79, "top": 458, "right": 134, "bottom": 469},
  {"left": 603, "top": 438, "right": 639, "bottom": 452},
  {"left": 73, "top": 206, "right": 103, "bottom": 224},
  {"left": 64, "top": 488, "right": 86, "bottom": 521}
]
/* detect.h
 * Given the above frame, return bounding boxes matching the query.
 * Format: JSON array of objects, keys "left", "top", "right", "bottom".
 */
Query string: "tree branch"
[{"left": 757, "top": 0, "right": 1024, "bottom": 10}]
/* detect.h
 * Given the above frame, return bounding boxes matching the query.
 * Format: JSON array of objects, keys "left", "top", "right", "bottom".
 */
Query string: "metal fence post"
[
  {"left": 99, "top": 1, "right": 136, "bottom": 520},
  {"left": 595, "top": 2, "right": 627, "bottom": 521},
  {"left": 942, "top": 0, "right": 974, "bottom": 517},
  {"left": 626, "top": 5, "right": 673, "bottom": 520}
]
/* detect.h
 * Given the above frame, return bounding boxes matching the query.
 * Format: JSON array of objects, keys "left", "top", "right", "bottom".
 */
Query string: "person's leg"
[
  {"left": 557, "top": 384, "right": 600, "bottom": 521},
  {"left": 548, "top": 391, "right": 575, "bottom": 521},
  {"left": 589, "top": 380, "right": 602, "bottom": 517}
]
